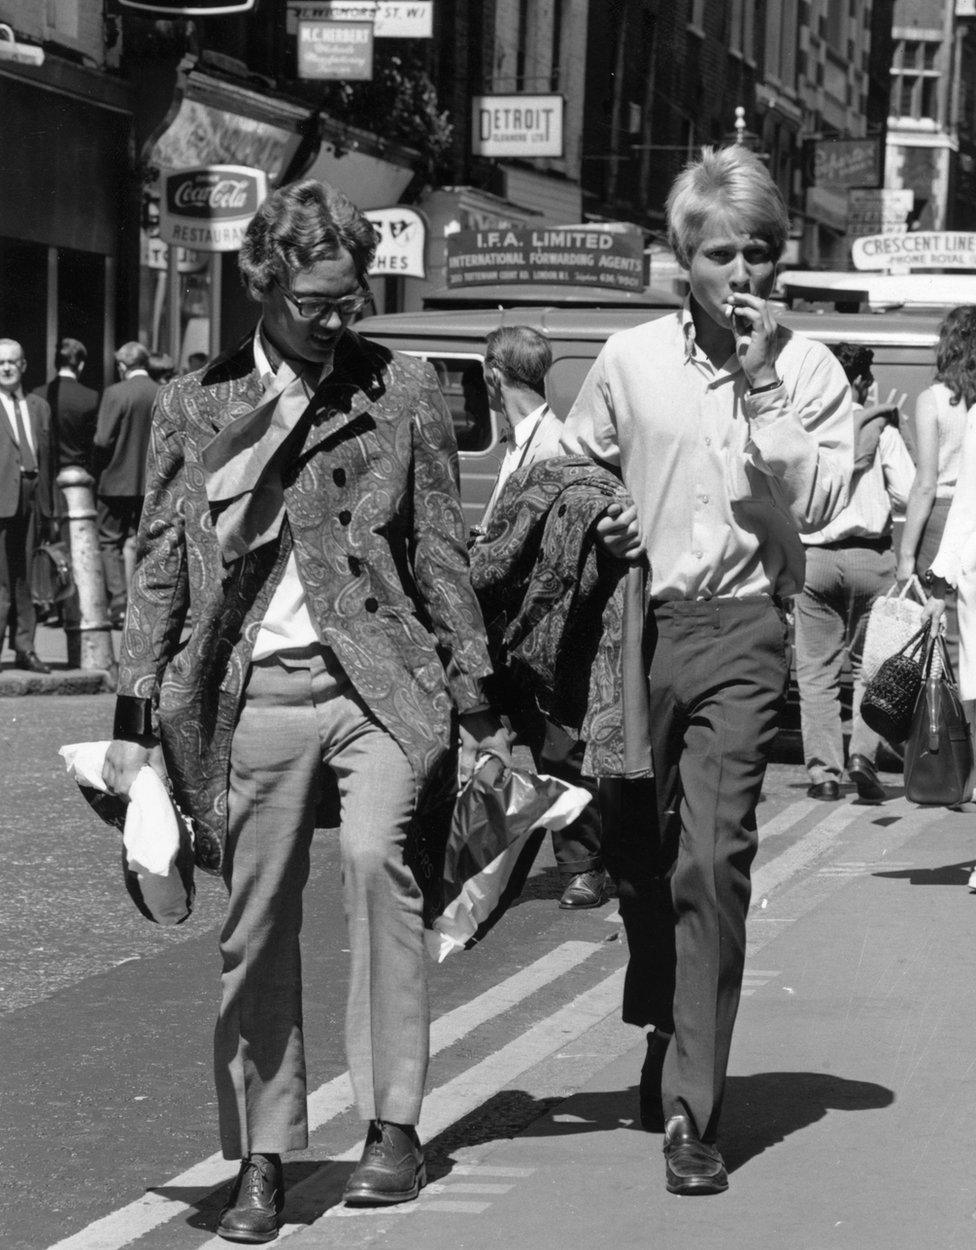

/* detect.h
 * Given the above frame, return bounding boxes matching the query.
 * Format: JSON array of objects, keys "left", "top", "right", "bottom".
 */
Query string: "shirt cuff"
[
  {"left": 742, "top": 382, "right": 788, "bottom": 430},
  {"left": 113, "top": 694, "right": 156, "bottom": 741}
]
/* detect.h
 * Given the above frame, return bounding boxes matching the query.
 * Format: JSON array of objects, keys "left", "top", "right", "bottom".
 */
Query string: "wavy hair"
[
  {"left": 666, "top": 145, "right": 789, "bottom": 268},
  {"left": 484, "top": 326, "right": 552, "bottom": 395},
  {"left": 934, "top": 304, "right": 976, "bottom": 407},
  {"left": 239, "top": 179, "right": 378, "bottom": 295}
]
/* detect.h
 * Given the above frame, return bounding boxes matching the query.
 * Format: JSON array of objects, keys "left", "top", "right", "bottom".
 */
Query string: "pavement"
[
  {"left": 275, "top": 795, "right": 976, "bottom": 1250},
  {"left": 0, "top": 620, "right": 115, "bottom": 695}
]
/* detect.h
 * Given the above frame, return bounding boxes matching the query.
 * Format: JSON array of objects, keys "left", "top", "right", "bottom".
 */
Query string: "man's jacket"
[
  {"left": 93, "top": 373, "right": 159, "bottom": 496},
  {"left": 114, "top": 330, "right": 493, "bottom": 871},
  {"left": 469, "top": 455, "right": 653, "bottom": 779}
]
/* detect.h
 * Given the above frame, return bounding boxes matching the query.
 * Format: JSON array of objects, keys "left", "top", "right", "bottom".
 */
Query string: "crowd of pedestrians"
[{"left": 2, "top": 146, "right": 975, "bottom": 1243}]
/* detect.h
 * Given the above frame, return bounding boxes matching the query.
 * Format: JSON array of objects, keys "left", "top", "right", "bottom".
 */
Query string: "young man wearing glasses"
[{"left": 103, "top": 179, "right": 509, "bottom": 1243}]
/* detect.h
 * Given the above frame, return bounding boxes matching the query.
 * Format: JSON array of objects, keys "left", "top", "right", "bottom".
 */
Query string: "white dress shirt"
[
  {"left": 0, "top": 389, "right": 37, "bottom": 461},
  {"left": 560, "top": 304, "right": 854, "bottom": 600},
  {"left": 480, "top": 401, "right": 560, "bottom": 526}
]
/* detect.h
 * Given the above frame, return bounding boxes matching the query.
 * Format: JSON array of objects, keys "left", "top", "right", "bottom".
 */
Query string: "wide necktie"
[
  {"left": 201, "top": 359, "right": 317, "bottom": 562},
  {"left": 12, "top": 398, "right": 37, "bottom": 474}
]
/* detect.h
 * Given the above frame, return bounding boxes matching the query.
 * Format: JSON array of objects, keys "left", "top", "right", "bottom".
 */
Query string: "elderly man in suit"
[
  {"left": 103, "top": 179, "right": 509, "bottom": 1244},
  {"left": 0, "top": 338, "right": 53, "bottom": 673},
  {"left": 93, "top": 340, "right": 159, "bottom": 627},
  {"left": 474, "top": 325, "right": 609, "bottom": 910}
]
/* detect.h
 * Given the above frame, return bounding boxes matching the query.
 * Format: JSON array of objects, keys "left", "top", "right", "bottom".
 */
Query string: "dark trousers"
[
  {"left": 97, "top": 494, "right": 143, "bottom": 616},
  {"left": 600, "top": 597, "right": 788, "bottom": 1142},
  {"left": 0, "top": 476, "right": 38, "bottom": 654}
]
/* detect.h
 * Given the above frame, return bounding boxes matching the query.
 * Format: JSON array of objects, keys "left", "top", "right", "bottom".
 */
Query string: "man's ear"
[{"left": 76, "top": 361, "right": 85, "bottom": 377}]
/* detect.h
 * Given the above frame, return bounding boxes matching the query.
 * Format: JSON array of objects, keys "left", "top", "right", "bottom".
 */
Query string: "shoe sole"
[
  {"left": 558, "top": 894, "right": 606, "bottom": 909},
  {"left": 665, "top": 1172, "right": 729, "bottom": 1196},
  {"left": 215, "top": 1222, "right": 280, "bottom": 1244},
  {"left": 342, "top": 1163, "right": 426, "bottom": 1207}
]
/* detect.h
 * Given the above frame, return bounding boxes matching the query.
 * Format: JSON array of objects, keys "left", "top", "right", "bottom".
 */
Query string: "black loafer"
[
  {"left": 343, "top": 1121, "right": 426, "bottom": 1206},
  {"left": 806, "top": 779, "right": 840, "bottom": 801},
  {"left": 639, "top": 1029, "right": 670, "bottom": 1131},
  {"left": 558, "top": 868, "right": 608, "bottom": 909},
  {"left": 216, "top": 1153, "right": 283, "bottom": 1243},
  {"left": 663, "top": 1115, "right": 728, "bottom": 1196},
  {"left": 14, "top": 650, "right": 50, "bottom": 674},
  {"left": 848, "top": 754, "right": 886, "bottom": 802}
]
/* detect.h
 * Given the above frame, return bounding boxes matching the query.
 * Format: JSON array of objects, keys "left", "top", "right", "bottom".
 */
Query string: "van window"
[{"left": 408, "top": 352, "right": 494, "bottom": 452}]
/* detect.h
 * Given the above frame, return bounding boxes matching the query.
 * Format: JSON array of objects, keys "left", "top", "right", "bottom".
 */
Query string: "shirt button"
[
  {"left": 701, "top": 494, "right": 709, "bottom": 504},
  {"left": 348, "top": 555, "right": 361, "bottom": 575},
  {"left": 705, "top": 437, "right": 712, "bottom": 447},
  {"left": 338, "top": 509, "right": 351, "bottom": 526},
  {"left": 333, "top": 467, "right": 346, "bottom": 487},
  {"left": 364, "top": 597, "right": 378, "bottom": 613}
]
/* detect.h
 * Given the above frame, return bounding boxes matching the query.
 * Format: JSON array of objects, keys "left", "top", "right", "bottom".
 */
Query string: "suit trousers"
[
  {"left": 97, "top": 495, "right": 143, "bottom": 615},
  {"left": 794, "top": 543, "right": 894, "bottom": 782},
  {"left": 599, "top": 597, "right": 788, "bottom": 1142},
  {"left": 0, "top": 475, "right": 38, "bottom": 652},
  {"left": 215, "top": 650, "right": 427, "bottom": 1159}
]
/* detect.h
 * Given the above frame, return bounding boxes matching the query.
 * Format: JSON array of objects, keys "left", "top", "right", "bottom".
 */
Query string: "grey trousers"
[
  {"left": 600, "top": 597, "right": 789, "bottom": 1142},
  {"left": 794, "top": 543, "right": 894, "bottom": 782},
  {"left": 214, "top": 651, "right": 427, "bottom": 1159}
]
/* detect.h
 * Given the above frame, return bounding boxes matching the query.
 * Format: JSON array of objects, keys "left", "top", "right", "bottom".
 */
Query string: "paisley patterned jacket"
[{"left": 113, "top": 330, "right": 493, "bottom": 872}]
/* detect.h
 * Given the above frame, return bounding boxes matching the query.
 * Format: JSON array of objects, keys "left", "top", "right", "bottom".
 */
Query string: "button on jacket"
[{"left": 114, "top": 330, "right": 493, "bottom": 871}]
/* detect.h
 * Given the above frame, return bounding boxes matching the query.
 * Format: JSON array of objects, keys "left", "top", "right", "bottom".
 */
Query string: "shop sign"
[
  {"left": 140, "top": 232, "right": 207, "bottom": 273},
  {"left": 119, "top": 0, "right": 256, "bottom": 12},
  {"left": 297, "top": 19, "right": 373, "bottom": 79},
  {"left": 365, "top": 207, "right": 426, "bottom": 277},
  {"left": 151, "top": 100, "right": 299, "bottom": 188},
  {"left": 852, "top": 231, "right": 976, "bottom": 271},
  {"left": 287, "top": 2, "right": 433, "bottom": 37},
  {"left": 847, "top": 189, "right": 914, "bottom": 238},
  {"left": 807, "top": 136, "right": 881, "bottom": 189},
  {"left": 159, "top": 165, "right": 268, "bottom": 252},
  {"left": 471, "top": 95, "right": 564, "bottom": 159},
  {"left": 446, "top": 226, "right": 643, "bottom": 291}
]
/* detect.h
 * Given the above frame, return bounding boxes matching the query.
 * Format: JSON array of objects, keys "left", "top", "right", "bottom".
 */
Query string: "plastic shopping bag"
[
  {"left": 426, "top": 755, "right": 591, "bottom": 962},
  {"left": 59, "top": 741, "right": 195, "bottom": 926}
]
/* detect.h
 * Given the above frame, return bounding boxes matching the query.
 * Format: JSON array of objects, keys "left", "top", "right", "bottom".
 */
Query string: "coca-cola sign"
[{"left": 159, "top": 165, "right": 268, "bottom": 253}]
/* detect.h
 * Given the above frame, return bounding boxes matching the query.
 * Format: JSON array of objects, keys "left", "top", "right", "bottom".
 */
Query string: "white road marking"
[{"left": 46, "top": 941, "right": 602, "bottom": 1250}]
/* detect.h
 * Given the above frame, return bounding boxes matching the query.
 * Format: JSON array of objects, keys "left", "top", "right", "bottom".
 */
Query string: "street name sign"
[
  {"left": 446, "top": 226, "right": 643, "bottom": 291},
  {"left": 159, "top": 165, "right": 268, "bottom": 252},
  {"left": 298, "top": 19, "right": 374, "bottom": 79},
  {"left": 852, "top": 231, "right": 976, "bottom": 271},
  {"left": 471, "top": 95, "right": 564, "bottom": 159},
  {"left": 286, "top": 2, "right": 433, "bottom": 37}
]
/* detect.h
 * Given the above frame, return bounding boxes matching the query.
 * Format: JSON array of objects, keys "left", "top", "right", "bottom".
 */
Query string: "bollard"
[{"left": 57, "top": 467, "right": 117, "bottom": 687}]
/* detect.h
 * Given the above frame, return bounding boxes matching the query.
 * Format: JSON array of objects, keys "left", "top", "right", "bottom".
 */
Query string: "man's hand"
[
  {"left": 457, "top": 711, "right": 515, "bottom": 785},
  {"left": 725, "top": 293, "right": 779, "bottom": 388},
  {"left": 595, "top": 502, "right": 644, "bottom": 561},
  {"left": 102, "top": 738, "right": 166, "bottom": 798}
]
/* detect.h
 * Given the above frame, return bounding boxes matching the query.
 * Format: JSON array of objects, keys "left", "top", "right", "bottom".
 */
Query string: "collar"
[
  {"left": 126, "top": 369, "right": 149, "bottom": 379},
  {"left": 506, "top": 401, "right": 548, "bottom": 448},
  {"left": 680, "top": 300, "right": 741, "bottom": 377},
  {"left": 0, "top": 388, "right": 24, "bottom": 404},
  {"left": 57, "top": 369, "right": 76, "bottom": 379},
  {"left": 254, "top": 322, "right": 333, "bottom": 387}
]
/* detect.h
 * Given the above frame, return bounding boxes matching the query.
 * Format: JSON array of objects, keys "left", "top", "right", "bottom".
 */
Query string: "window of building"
[
  {"left": 765, "top": 0, "right": 797, "bottom": 89},
  {"left": 890, "top": 38, "right": 941, "bottom": 121}
]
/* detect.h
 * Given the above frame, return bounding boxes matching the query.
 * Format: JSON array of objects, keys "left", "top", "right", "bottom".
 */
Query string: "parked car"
[{"left": 357, "top": 298, "right": 942, "bottom": 528}]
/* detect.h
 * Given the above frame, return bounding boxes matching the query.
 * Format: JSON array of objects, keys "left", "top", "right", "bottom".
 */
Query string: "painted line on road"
[
  {"left": 752, "top": 799, "right": 877, "bottom": 905},
  {"left": 46, "top": 940, "right": 603, "bottom": 1250}
]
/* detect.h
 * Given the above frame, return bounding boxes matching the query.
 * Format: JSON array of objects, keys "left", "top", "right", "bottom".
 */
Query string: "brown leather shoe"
[
  {"left": 14, "top": 650, "right": 50, "bottom": 674},
  {"left": 663, "top": 1115, "right": 728, "bottom": 1195},
  {"left": 558, "top": 868, "right": 608, "bottom": 909},
  {"left": 216, "top": 1153, "right": 283, "bottom": 1243},
  {"left": 639, "top": 1029, "right": 671, "bottom": 1131},
  {"left": 342, "top": 1121, "right": 426, "bottom": 1206}
]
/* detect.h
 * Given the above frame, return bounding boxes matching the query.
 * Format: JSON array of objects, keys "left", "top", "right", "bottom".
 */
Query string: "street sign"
[
  {"left": 286, "top": 2, "right": 434, "bottom": 37},
  {"left": 446, "top": 226, "right": 643, "bottom": 291},
  {"left": 847, "top": 189, "right": 914, "bottom": 238},
  {"left": 297, "top": 19, "right": 374, "bottom": 80},
  {"left": 852, "top": 231, "right": 976, "bottom": 271},
  {"left": 471, "top": 95, "right": 564, "bottom": 159},
  {"left": 159, "top": 165, "right": 268, "bottom": 252},
  {"left": 365, "top": 207, "right": 427, "bottom": 278}
]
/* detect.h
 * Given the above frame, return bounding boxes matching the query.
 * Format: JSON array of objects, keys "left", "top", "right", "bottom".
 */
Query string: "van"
[{"left": 356, "top": 299, "right": 943, "bottom": 528}]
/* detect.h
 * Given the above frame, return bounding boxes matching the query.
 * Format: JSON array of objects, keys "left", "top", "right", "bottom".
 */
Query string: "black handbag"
[
  {"left": 904, "top": 634, "right": 974, "bottom": 807},
  {"left": 860, "top": 625, "right": 928, "bottom": 744},
  {"left": 30, "top": 540, "right": 74, "bottom": 612}
]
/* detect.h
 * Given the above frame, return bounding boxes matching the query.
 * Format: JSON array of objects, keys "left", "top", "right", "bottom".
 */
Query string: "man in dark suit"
[
  {"left": 33, "top": 336, "right": 100, "bottom": 474},
  {"left": 93, "top": 341, "right": 158, "bottom": 627},
  {"left": 0, "top": 338, "right": 54, "bottom": 672}
]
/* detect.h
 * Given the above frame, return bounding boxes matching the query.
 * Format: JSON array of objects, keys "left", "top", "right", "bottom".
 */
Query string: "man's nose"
[
  {"left": 318, "top": 308, "right": 344, "bottom": 330},
  {"left": 728, "top": 253, "right": 749, "bottom": 287}
]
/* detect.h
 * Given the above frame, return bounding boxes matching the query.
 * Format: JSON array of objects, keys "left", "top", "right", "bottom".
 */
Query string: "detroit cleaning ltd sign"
[{"left": 446, "top": 226, "right": 644, "bottom": 291}]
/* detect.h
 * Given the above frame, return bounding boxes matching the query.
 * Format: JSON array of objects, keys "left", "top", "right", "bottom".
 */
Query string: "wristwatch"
[{"left": 749, "top": 377, "right": 782, "bottom": 395}]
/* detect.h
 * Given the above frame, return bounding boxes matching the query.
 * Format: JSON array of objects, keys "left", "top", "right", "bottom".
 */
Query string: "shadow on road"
[{"left": 873, "top": 858, "right": 974, "bottom": 886}]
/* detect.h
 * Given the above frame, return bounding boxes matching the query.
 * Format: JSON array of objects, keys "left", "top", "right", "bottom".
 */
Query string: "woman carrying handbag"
[{"left": 921, "top": 404, "right": 976, "bottom": 882}]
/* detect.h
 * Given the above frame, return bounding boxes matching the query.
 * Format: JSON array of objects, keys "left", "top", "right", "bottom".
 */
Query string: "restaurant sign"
[
  {"left": 159, "top": 165, "right": 268, "bottom": 252},
  {"left": 852, "top": 231, "right": 976, "bottom": 271},
  {"left": 446, "top": 226, "right": 644, "bottom": 291}
]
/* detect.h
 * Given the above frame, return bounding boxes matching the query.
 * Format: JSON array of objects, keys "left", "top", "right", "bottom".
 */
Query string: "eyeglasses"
[{"left": 275, "top": 281, "right": 373, "bottom": 321}]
